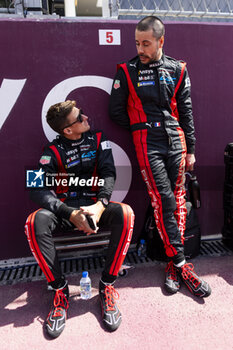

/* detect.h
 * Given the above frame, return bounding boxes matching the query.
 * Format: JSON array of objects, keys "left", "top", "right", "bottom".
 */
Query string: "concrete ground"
[{"left": 1, "top": 255, "right": 233, "bottom": 350}]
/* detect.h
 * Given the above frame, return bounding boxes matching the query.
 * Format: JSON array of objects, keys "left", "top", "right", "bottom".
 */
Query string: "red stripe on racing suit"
[
  {"left": 109, "top": 202, "right": 135, "bottom": 276},
  {"left": 25, "top": 210, "right": 55, "bottom": 282},
  {"left": 49, "top": 145, "right": 68, "bottom": 201},
  {"left": 117, "top": 63, "right": 147, "bottom": 125}
]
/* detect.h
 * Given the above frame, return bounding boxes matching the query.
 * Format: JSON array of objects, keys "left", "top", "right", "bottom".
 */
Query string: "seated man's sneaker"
[
  {"left": 46, "top": 282, "right": 69, "bottom": 338},
  {"left": 178, "top": 263, "right": 211, "bottom": 298},
  {"left": 165, "top": 260, "right": 181, "bottom": 294},
  {"left": 99, "top": 282, "right": 122, "bottom": 332}
]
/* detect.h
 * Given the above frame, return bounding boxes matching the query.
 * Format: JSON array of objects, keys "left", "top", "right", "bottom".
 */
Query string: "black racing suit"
[
  {"left": 109, "top": 54, "right": 196, "bottom": 264},
  {"left": 25, "top": 130, "right": 134, "bottom": 285}
]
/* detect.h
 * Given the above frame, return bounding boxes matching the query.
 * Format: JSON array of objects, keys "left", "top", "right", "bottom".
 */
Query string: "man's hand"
[
  {"left": 186, "top": 153, "right": 196, "bottom": 171},
  {"left": 80, "top": 201, "right": 106, "bottom": 235},
  {"left": 69, "top": 208, "right": 96, "bottom": 234}
]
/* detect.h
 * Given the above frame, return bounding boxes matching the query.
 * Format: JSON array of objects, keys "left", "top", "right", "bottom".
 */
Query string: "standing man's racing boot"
[
  {"left": 178, "top": 263, "right": 211, "bottom": 297},
  {"left": 165, "top": 261, "right": 181, "bottom": 294}
]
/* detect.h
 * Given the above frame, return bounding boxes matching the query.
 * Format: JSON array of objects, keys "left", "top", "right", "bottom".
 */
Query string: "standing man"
[
  {"left": 25, "top": 100, "right": 134, "bottom": 337},
  {"left": 109, "top": 16, "right": 211, "bottom": 298}
]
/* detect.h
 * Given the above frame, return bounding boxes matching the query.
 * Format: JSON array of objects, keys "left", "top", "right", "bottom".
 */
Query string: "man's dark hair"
[
  {"left": 46, "top": 100, "right": 76, "bottom": 134},
  {"left": 136, "top": 16, "right": 165, "bottom": 39}
]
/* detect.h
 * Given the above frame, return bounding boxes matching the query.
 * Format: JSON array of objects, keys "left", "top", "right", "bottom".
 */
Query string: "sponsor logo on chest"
[
  {"left": 158, "top": 68, "right": 176, "bottom": 85},
  {"left": 137, "top": 68, "right": 155, "bottom": 87}
]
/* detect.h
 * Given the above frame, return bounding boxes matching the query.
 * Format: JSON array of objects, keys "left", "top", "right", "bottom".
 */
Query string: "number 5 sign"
[{"left": 99, "top": 29, "right": 121, "bottom": 45}]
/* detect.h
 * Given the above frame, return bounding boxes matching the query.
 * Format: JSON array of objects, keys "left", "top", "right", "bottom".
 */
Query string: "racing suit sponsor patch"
[
  {"left": 80, "top": 145, "right": 90, "bottom": 151},
  {"left": 39, "top": 156, "right": 51, "bottom": 165},
  {"left": 137, "top": 81, "right": 155, "bottom": 87},
  {"left": 149, "top": 61, "right": 163, "bottom": 68},
  {"left": 113, "top": 79, "right": 120, "bottom": 89},
  {"left": 138, "top": 75, "right": 155, "bottom": 81},
  {"left": 185, "top": 77, "right": 191, "bottom": 88},
  {"left": 101, "top": 140, "right": 111, "bottom": 150},
  {"left": 159, "top": 75, "right": 176, "bottom": 84},
  {"left": 138, "top": 69, "right": 153, "bottom": 75},
  {"left": 65, "top": 160, "right": 80, "bottom": 168}
]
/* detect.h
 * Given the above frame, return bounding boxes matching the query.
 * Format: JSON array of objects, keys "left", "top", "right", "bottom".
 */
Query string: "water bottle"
[
  {"left": 137, "top": 239, "right": 147, "bottom": 257},
  {"left": 80, "top": 271, "right": 92, "bottom": 300},
  {"left": 188, "top": 175, "right": 201, "bottom": 209}
]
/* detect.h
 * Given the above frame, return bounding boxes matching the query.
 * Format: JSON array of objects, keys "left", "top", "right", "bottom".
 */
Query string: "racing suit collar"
[
  {"left": 59, "top": 134, "right": 85, "bottom": 147},
  {"left": 148, "top": 55, "right": 164, "bottom": 68},
  {"left": 128, "top": 53, "right": 164, "bottom": 68},
  {"left": 135, "top": 54, "right": 164, "bottom": 69}
]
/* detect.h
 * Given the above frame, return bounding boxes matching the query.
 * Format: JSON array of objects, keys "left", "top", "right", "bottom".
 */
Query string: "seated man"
[{"left": 25, "top": 100, "right": 134, "bottom": 337}]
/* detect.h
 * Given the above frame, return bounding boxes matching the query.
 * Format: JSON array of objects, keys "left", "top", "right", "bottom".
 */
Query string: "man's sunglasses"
[{"left": 62, "top": 109, "right": 84, "bottom": 130}]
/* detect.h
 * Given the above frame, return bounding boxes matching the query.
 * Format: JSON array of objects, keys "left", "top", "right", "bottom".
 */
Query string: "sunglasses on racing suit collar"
[{"left": 61, "top": 108, "right": 84, "bottom": 131}]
